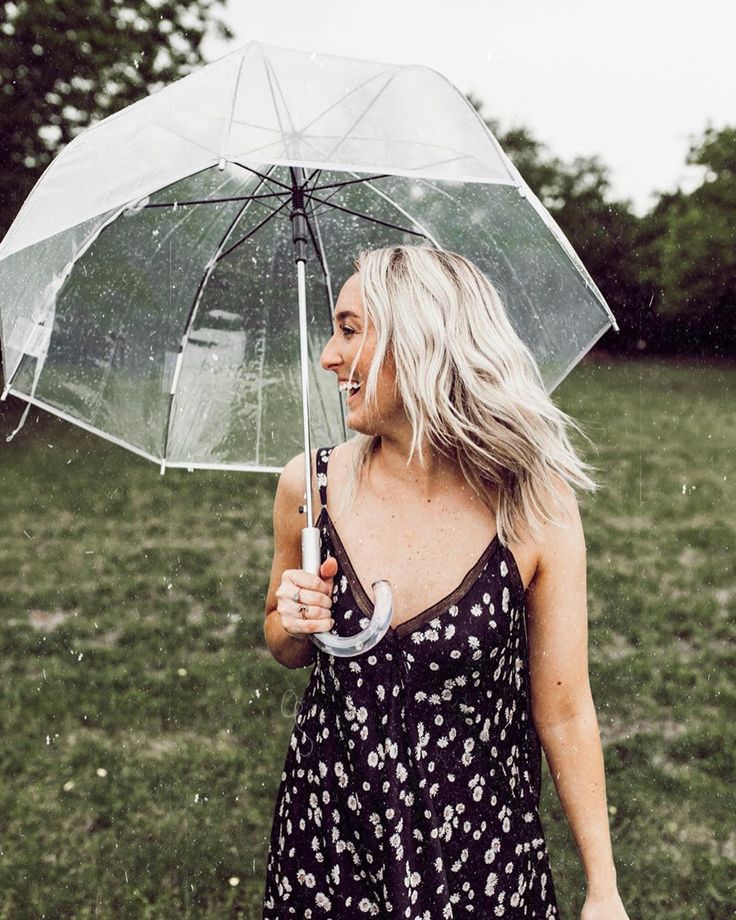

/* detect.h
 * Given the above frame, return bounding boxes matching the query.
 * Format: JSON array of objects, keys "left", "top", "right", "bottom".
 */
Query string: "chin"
[{"left": 345, "top": 412, "right": 370, "bottom": 435}]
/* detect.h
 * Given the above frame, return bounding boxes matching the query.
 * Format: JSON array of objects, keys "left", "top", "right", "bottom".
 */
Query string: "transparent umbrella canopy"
[{"left": 0, "top": 40, "right": 618, "bottom": 656}]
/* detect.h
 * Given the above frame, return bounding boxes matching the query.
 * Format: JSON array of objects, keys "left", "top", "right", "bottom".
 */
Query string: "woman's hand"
[
  {"left": 275, "top": 557, "right": 338, "bottom": 641},
  {"left": 581, "top": 889, "right": 630, "bottom": 920}
]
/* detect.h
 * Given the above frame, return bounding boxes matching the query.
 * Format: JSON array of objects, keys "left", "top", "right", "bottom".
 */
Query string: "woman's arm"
[
  {"left": 525, "top": 478, "right": 620, "bottom": 901},
  {"left": 263, "top": 451, "right": 318, "bottom": 670}
]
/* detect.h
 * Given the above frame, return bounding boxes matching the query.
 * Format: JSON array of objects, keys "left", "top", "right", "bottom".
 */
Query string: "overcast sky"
[{"left": 202, "top": 0, "right": 734, "bottom": 217}]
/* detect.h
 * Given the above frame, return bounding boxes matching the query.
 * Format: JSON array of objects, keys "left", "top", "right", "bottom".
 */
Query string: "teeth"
[{"left": 339, "top": 381, "right": 361, "bottom": 391}]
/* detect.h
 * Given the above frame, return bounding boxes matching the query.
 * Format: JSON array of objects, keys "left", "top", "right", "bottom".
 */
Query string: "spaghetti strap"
[{"left": 314, "top": 445, "right": 336, "bottom": 513}]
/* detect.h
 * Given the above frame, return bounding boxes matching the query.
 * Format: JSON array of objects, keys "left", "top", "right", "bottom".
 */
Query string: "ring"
[
  {"left": 297, "top": 604, "right": 308, "bottom": 617},
  {"left": 293, "top": 588, "right": 300, "bottom": 602}
]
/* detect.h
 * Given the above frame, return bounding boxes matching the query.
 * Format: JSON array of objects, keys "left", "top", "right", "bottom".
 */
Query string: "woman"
[{"left": 262, "top": 246, "right": 630, "bottom": 919}]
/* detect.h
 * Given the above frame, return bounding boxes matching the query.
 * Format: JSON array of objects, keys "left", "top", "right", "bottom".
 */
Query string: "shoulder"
[
  {"left": 530, "top": 473, "right": 586, "bottom": 582},
  {"left": 276, "top": 447, "right": 336, "bottom": 521},
  {"left": 279, "top": 448, "right": 319, "bottom": 487},
  {"left": 276, "top": 448, "right": 322, "bottom": 506}
]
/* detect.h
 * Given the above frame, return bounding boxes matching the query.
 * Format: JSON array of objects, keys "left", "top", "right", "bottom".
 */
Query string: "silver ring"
[{"left": 293, "top": 588, "right": 300, "bottom": 603}]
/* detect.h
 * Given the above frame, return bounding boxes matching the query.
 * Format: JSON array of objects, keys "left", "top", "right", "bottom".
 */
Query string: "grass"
[{"left": 0, "top": 355, "right": 734, "bottom": 918}]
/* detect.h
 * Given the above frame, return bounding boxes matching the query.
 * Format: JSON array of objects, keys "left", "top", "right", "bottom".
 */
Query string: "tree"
[
  {"left": 656, "top": 125, "right": 736, "bottom": 354},
  {"left": 545, "top": 155, "right": 647, "bottom": 354},
  {"left": 469, "top": 95, "right": 647, "bottom": 354},
  {"left": 0, "top": 0, "right": 233, "bottom": 237}
]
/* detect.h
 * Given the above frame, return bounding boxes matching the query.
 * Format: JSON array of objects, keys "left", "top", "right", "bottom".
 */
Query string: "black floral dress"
[{"left": 262, "top": 445, "right": 559, "bottom": 918}]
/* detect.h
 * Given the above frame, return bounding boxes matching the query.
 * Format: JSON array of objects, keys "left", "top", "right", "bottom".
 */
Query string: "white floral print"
[{"left": 262, "top": 446, "right": 558, "bottom": 918}]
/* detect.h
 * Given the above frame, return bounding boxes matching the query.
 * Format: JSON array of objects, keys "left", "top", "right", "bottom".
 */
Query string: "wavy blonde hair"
[{"left": 335, "top": 244, "right": 601, "bottom": 547}]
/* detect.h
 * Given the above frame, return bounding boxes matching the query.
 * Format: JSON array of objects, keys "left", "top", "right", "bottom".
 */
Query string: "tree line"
[
  {"left": 480, "top": 108, "right": 735, "bottom": 360},
  {"left": 1, "top": 0, "right": 733, "bottom": 378}
]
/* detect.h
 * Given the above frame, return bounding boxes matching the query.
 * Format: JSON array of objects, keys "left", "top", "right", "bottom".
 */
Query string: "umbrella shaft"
[{"left": 297, "top": 258, "right": 314, "bottom": 529}]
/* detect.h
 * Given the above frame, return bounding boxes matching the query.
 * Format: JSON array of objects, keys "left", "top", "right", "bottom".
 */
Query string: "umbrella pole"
[
  {"left": 295, "top": 257, "right": 321, "bottom": 577},
  {"left": 290, "top": 168, "right": 321, "bottom": 578}
]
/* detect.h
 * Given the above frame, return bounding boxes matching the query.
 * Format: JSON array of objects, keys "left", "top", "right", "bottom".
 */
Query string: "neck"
[{"left": 369, "top": 431, "right": 461, "bottom": 500}]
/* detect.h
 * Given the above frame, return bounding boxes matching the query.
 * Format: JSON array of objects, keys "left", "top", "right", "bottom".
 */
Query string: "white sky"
[{"left": 202, "top": 0, "right": 735, "bottom": 217}]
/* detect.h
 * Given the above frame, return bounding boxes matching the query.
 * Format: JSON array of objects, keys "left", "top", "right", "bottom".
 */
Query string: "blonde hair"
[{"left": 336, "top": 244, "right": 601, "bottom": 547}]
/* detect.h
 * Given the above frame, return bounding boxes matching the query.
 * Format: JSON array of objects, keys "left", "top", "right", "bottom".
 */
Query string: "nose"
[{"left": 320, "top": 332, "right": 341, "bottom": 373}]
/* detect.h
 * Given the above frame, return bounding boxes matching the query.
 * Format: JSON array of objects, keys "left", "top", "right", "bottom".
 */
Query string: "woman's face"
[{"left": 320, "top": 272, "right": 403, "bottom": 434}]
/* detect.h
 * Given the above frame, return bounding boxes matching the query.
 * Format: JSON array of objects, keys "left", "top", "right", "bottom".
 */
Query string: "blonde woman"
[{"left": 262, "top": 246, "right": 630, "bottom": 920}]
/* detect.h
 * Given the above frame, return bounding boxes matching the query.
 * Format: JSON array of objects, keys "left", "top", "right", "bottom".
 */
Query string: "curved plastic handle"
[{"left": 301, "top": 525, "right": 393, "bottom": 657}]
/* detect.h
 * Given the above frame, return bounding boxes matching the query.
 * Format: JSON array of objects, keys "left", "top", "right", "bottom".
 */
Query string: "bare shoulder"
[
  {"left": 278, "top": 449, "right": 319, "bottom": 492},
  {"left": 529, "top": 474, "right": 586, "bottom": 585},
  {"left": 276, "top": 448, "right": 320, "bottom": 514}
]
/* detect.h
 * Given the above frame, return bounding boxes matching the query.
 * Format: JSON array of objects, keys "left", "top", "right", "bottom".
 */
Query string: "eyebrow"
[{"left": 332, "top": 310, "right": 360, "bottom": 322}]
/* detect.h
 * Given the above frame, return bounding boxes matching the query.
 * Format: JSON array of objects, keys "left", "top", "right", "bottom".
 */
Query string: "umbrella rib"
[
  {"left": 219, "top": 49, "right": 247, "bottom": 159},
  {"left": 353, "top": 175, "right": 443, "bottom": 249},
  {"left": 309, "top": 173, "right": 391, "bottom": 192},
  {"left": 223, "top": 138, "right": 288, "bottom": 160},
  {"left": 144, "top": 190, "right": 290, "bottom": 208},
  {"left": 321, "top": 70, "right": 398, "bottom": 163},
  {"left": 296, "top": 68, "right": 397, "bottom": 136},
  {"left": 303, "top": 193, "right": 427, "bottom": 238},
  {"left": 264, "top": 55, "right": 297, "bottom": 141},
  {"left": 229, "top": 117, "right": 281, "bottom": 133},
  {"left": 232, "top": 163, "right": 295, "bottom": 194},
  {"left": 215, "top": 197, "right": 291, "bottom": 264},
  {"left": 161, "top": 168, "right": 276, "bottom": 464},
  {"left": 301, "top": 178, "right": 353, "bottom": 215},
  {"left": 408, "top": 153, "right": 477, "bottom": 172}
]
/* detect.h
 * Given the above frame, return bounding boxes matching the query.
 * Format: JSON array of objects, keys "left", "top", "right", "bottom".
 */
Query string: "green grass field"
[{"left": 0, "top": 356, "right": 734, "bottom": 919}]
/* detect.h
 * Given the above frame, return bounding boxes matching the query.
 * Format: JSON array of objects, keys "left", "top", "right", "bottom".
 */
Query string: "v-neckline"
[{"left": 320, "top": 507, "right": 503, "bottom": 640}]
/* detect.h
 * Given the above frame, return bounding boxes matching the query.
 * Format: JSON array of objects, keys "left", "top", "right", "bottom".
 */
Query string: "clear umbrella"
[{"left": 0, "top": 40, "right": 618, "bottom": 656}]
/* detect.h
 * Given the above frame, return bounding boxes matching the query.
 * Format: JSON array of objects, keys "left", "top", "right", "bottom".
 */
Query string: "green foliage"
[
  {"left": 0, "top": 0, "right": 233, "bottom": 235},
  {"left": 657, "top": 127, "right": 736, "bottom": 345}
]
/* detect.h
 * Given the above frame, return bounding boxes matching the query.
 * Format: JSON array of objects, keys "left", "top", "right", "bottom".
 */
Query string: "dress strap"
[{"left": 314, "top": 445, "right": 337, "bottom": 512}]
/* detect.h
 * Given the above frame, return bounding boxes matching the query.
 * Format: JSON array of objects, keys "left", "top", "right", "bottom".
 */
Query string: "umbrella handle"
[{"left": 301, "top": 525, "right": 394, "bottom": 657}]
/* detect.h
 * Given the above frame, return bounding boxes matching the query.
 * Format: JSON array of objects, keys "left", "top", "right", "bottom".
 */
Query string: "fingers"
[
  {"left": 292, "top": 586, "right": 333, "bottom": 611},
  {"left": 281, "top": 602, "right": 334, "bottom": 639},
  {"left": 279, "top": 569, "right": 332, "bottom": 597},
  {"left": 276, "top": 568, "right": 336, "bottom": 640}
]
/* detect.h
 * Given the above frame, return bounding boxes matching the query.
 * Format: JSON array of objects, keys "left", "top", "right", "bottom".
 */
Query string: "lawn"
[{"left": 0, "top": 356, "right": 734, "bottom": 919}]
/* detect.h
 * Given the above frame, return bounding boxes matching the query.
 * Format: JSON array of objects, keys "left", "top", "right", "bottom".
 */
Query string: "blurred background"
[{"left": 0, "top": 1, "right": 734, "bottom": 917}]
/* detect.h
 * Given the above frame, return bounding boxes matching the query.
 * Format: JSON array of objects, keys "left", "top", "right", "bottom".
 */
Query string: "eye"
[{"left": 341, "top": 325, "right": 356, "bottom": 338}]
